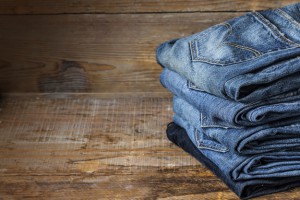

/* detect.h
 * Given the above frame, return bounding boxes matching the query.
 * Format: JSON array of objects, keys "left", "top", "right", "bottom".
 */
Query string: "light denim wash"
[
  {"left": 157, "top": 3, "right": 300, "bottom": 103},
  {"left": 166, "top": 122, "right": 300, "bottom": 199},
  {"left": 173, "top": 96, "right": 300, "bottom": 155},
  {"left": 160, "top": 68, "right": 300, "bottom": 127}
]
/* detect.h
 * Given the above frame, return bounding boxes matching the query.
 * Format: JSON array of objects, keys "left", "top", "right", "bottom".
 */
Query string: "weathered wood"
[
  {"left": 0, "top": 12, "right": 241, "bottom": 93},
  {"left": 0, "top": 94, "right": 300, "bottom": 199},
  {"left": 0, "top": 94, "right": 221, "bottom": 199},
  {"left": 0, "top": 0, "right": 298, "bottom": 14}
]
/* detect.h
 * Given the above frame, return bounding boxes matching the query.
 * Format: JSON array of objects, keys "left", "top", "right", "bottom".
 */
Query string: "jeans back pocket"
[{"left": 190, "top": 12, "right": 299, "bottom": 66}]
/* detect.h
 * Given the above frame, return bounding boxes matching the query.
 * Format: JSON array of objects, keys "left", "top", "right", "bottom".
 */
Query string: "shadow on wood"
[{"left": 38, "top": 60, "right": 91, "bottom": 93}]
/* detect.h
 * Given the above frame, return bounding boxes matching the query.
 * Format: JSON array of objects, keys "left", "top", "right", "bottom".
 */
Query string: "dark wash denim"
[
  {"left": 157, "top": 3, "right": 300, "bottom": 103},
  {"left": 166, "top": 122, "right": 300, "bottom": 199},
  {"left": 160, "top": 68, "right": 300, "bottom": 127},
  {"left": 173, "top": 96, "right": 300, "bottom": 155}
]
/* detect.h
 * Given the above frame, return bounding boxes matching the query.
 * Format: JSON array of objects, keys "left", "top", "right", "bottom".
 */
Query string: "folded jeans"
[
  {"left": 173, "top": 96, "right": 300, "bottom": 155},
  {"left": 157, "top": 3, "right": 300, "bottom": 103},
  {"left": 167, "top": 122, "right": 300, "bottom": 199},
  {"left": 160, "top": 68, "right": 300, "bottom": 127}
]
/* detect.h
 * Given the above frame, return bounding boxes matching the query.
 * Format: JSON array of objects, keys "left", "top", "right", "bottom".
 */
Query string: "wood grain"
[
  {"left": 0, "top": 0, "right": 298, "bottom": 14},
  {"left": 0, "top": 12, "right": 240, "bottom": 93},
  {"left": 0, "top": 94, "right": 222, "bottom": 199},
  {"left": 0, "top": 94, "right": 300, "bottom": 199}
]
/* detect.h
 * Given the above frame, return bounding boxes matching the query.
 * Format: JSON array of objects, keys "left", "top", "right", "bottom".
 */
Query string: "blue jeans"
[
  {"left": 160, "top": 68, "right": 300, "bottom": 127},
  {"left": 157, "top": 3, "right": 300, "bottom": 103},
  {"left": 173, "top": 96, "right": 300, "bottom": 155},
  {"left": 166, "top": 122, "right": 300, "bottom": 199}
]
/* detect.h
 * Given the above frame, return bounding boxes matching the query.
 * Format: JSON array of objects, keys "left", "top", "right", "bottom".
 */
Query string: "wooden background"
[{"left": 1, "top": 1, "right": 300, "bottom": 199}]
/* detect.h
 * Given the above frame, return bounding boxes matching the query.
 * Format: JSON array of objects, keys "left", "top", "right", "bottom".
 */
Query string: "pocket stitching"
[
  {"left": 189, "top": 13, "right": 300, "bottom": 65},
  {"left": 200, "top": 113, "right": 242, "bottom": 129},
  {"left": 190, "top": 23, "right": 263, "bottom": 65},
  {"left": 187, "top": 80, "right": 203, "bottom": 91},
  {"left": 225, "top": 42, "right": 261, "bottom": 56},
  {"left": 275, "top": 8, "right": 300, "bottom": 30},
  {"left": 194, "top": 128, "right": 228, "bottom": 152},
  {"left": 219, "top": 23, "right": 262, "bottom": 56},
  {"left": 252, "top": 12, "right": 300, "bottom": 46}
]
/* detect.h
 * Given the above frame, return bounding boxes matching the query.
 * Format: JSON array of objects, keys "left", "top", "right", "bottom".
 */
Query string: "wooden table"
[{"left": 0, "top": 1, "right": 300, "bottom": 199}]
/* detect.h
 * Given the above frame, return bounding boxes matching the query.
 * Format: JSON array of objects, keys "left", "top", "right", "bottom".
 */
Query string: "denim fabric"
[
  {"left": 175, "top": 114, "right": 300, "bottom": 179},
  {"left": 167, "top": 122, "right": 300, "bottom": 199},
  {"left": 157, "top": 3, "right": 300, "bottom": 103},
  {"left": 173, "top": 96, "right": 300, "bottom": 155},
  {"left": 160, "top": 68, "right": 300, "bottom": 127}
]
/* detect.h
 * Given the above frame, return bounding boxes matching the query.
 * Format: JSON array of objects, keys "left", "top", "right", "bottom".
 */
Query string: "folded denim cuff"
[
  {"left": 173, "top": 96, "right": 300, "bottom": 155},
  {"left": 161, "top": 68, "right": 300, "bottom": 127},
  {"left": 167, "top": 122, "right": 300, "bottom": 199}
]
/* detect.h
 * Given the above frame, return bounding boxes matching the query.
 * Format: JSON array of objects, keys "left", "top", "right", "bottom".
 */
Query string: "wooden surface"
[
  {"left": 0, "top": 0, "right": 298, "bottom": 14},
  {"left": 1, "top": 0, "right": 300, "bottom": 199},
  {"left": 0, "top": 12, "right": 240, "bottom": 93},
  {"left": 1, "top": 94, "right": 300, "bottom": 199}
]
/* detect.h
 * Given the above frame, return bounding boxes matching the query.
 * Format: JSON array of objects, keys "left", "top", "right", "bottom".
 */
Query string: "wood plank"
[
  {"left": 0, "top": 94, "right": 300, "bottom": 199},
  {"left": 0, "top": 0, "right": 298, "bottom": 14},
  {"left": 0, "top": 94, "right": 224, "bottom": 199},
  {"left": 0, "top": 12, "right": 241, "bottom": 93}
]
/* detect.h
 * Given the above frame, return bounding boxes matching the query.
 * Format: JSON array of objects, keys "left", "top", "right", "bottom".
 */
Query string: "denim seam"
[
  {"left": 200, "top": 113, "right": 242, "bottom": 129},
  {"left": 189, "top": 42, "right": 196, "bottom": 81},
  {"left": 225, "top": 42, "right": 261, "bottom": 56},
  {"left": 223, "top": 60, "right": 300, "bottom": 102},
  {"left": 222, "top": 22, "right": 261, "bottom": 56},
  {"left": 189, "top": 23, "right": 261, "bottom": 65},
  {"left": 189, "top": 41, "right": 197, "bottom": 61},
  {"left": 252, "top": 12, "right": 300, "bottom": 46},
  {"left": 275, "top": 8, "right": 300, "bottom": 30},
  {"left": 194, "top": 128, "right": 228, "bottom": 152},
  {"left": 190, "top": 42, "right": 258, "bottom": 65},
  {"left": 221, "top": 23, "right": 232, "bottom": 41},
  {"left": 187, "top": 81, "right": 255, "bottom": 129},
  {"left": 187, "top": 80, "right": 203, "bottom": 91},
  {"left": 200, "top": 113, "right": 228, "bottom": 128}
]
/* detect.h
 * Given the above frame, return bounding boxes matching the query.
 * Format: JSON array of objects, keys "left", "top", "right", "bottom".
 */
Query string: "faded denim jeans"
[
  {"left": 160, "top": 68, "right": 300, "bottom": 127},
  {"left": 157, "top": 3, "right": 300, "bottom": 103},
  {"left": 173, "top": 96, "right": 300, "bottom": 155},
  {"left": 167, "top": 122, "right": 300, "bottom": 199}
]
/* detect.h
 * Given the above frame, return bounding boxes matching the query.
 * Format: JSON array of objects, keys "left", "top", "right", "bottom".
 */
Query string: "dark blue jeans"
[
  {"left": 157, "top": 3, "right": 300, "bottom": 103},
  {"left": 167, "top": 122, "right": 300, "bottom": 199},
  {"left": 160, "top": 68, "right": 300, "bottom": 127}
]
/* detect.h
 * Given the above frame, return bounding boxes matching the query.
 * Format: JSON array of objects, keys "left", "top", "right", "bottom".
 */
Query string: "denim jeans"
[
  {"left": 167, "top": 122, "right": 300, "bottom": 199},
  {"left": 173, "top": 96, "right": 300, "bottom": 155},
  {"left": 160, "top": 68, "right": 300, "bottom": 127},
  {"left": 157, "top": 3, "right": 300, "bottom": 103}
]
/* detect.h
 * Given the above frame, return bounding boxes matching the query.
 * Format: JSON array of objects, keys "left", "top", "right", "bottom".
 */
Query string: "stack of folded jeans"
[{"left": 156, "top": 3, "right": 300, "bottom": 199}]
